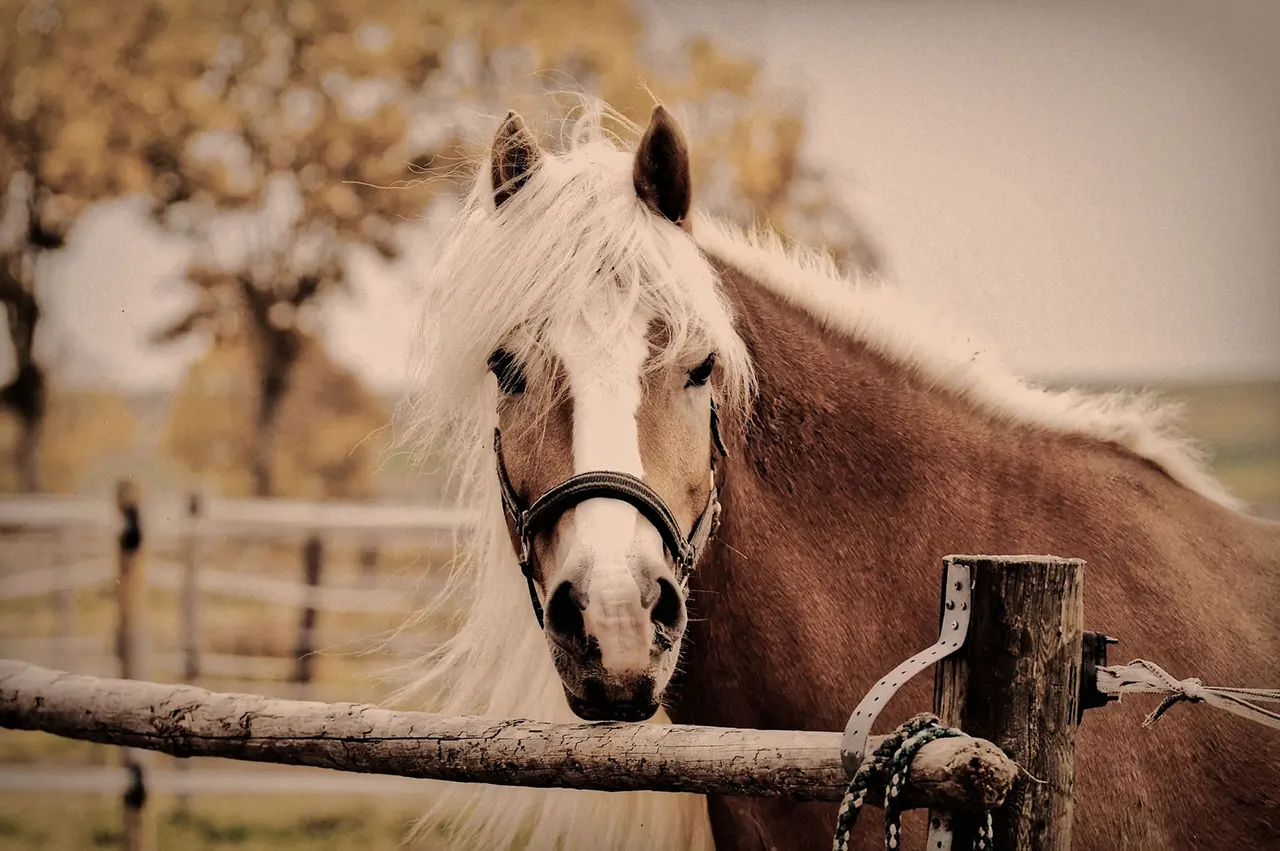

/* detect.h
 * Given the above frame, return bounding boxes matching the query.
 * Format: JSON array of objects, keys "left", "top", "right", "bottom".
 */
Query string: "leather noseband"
[{"left": 494, "top": 402, "right": 727, "bottom": 628}]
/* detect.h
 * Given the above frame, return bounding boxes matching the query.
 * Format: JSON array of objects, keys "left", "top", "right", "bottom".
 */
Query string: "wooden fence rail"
[{"left": 0, "top": 660, "right": 1018, "bottom": 811}]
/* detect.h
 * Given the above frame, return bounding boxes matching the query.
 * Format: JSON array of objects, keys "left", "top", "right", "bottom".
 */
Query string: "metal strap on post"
[{"left": 839, "top": 561, "right": 974, "bottom": 849}]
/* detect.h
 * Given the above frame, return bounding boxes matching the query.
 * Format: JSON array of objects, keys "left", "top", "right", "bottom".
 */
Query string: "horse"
[{"left": 392, "top": 97, "right": 1279, "bottom": 851}]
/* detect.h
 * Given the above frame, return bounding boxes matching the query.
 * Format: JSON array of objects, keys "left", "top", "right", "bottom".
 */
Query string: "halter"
[{"left": 494, "top": 401, "right": 728, "bottom": 628}]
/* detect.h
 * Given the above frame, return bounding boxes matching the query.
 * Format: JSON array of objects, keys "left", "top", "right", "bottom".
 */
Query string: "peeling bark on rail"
[{"left": 0, "top": 660, "right": 1015, "bottom": 809}]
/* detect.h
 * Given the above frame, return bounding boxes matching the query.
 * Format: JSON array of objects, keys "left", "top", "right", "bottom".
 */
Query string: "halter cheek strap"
[{"left": 495, "top": 402, "right": 727, "bottom": 629}]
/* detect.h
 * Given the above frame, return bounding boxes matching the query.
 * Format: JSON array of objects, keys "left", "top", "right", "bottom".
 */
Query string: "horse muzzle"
[{"left": 564, "top": 674, "right": 660, "bottom": 722}]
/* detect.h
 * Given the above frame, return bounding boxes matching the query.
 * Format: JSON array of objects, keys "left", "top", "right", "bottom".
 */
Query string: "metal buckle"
[
  {"left": 840, "top": 561, "right": 973, "bottom": 776},
  {"left": 518, "top": 536, "right": 532, "bottom": 576}
]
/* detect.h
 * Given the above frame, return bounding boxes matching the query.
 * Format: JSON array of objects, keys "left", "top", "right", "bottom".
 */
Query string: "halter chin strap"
[{"left": 495, "top": 401, "right": 727, "bottom": 629}]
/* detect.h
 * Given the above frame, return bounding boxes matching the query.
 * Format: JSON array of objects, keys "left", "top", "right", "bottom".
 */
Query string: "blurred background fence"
[
  {"left": 0, "top": 485, "right": 469, "bottom": 848},
  {"left": 0, "top": 490, "right": 468, "bottom": 683}
]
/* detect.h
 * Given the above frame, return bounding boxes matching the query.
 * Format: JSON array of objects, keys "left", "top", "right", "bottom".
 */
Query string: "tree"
[
  {"left": 418, "top": 8, "right": 881, "bottom": 271},
  {"left": 0, "top": 1, "right": 188, "bottom": 490},
  {"left": 1, "top": 2, "right": 62, "bottom": 492},
  {"left": 162, "top": 327, "right": 386, "bottom": 500},
  {"left": 136, "top": 0, "right": 445, "bottom": 495},
  {"left": 0, "top": 171, "right": 48, "bottom": 492},
  {"left": 140, "top": 0, "right": 878, "bottom": 496},
  {"left": 4, "top": 0, "right": 878, "bottom": 497},
  {"left": 639, "top": 35, "right": 880, "bottom": 272}
]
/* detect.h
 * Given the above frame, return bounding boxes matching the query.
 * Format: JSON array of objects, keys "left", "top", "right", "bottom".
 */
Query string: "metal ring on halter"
[{"left": 840, "top": 561, "right": 973, "bottom": 777}]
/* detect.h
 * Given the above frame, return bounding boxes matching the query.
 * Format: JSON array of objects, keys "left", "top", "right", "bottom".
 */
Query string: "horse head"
[{"left": 476, "top": 106, "right": 747, "bottom": 722}]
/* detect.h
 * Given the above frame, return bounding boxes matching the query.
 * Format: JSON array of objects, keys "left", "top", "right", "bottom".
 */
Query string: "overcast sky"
[{"left": 20, "top": 0, "right": 1280, "bottom": 394}]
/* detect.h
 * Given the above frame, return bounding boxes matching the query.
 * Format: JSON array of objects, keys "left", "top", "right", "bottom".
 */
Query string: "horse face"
[{"left": 486, "top": 108, "right": 714, "bottom": 722}]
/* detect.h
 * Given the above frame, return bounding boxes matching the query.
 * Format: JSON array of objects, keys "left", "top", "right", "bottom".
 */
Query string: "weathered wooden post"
[
  {"left": 292, "top": 534, "right": 324, "bottom": 695},
  {"left": 358, "top": 543, "right": 379, "bottom": 588},
  {"left": 931, "top": 554, "right": 1085, "bottom": 851},
  {"left": 115, "top": 480, "right": 154, "bottom": 851},
  {"left": 52, "top": 527, "right": 76, "bottom": 671},
  {"left": 175, "top": 491, "right": 203, "bottom": 815},
  {"left": 179, "top": 492, "right": 202, "bottom": 683}
]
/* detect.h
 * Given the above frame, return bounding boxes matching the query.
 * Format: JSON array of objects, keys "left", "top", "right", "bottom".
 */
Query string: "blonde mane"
[
  {"left": 391, "top": 101, "right": 748, "bottom": 851},
  {"left": 392, "top": 96, "right": 1241, "bottom": 850}
]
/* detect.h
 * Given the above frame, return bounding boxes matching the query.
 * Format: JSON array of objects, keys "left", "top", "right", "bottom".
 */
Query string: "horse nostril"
[
  {"left": 650, "top": 577, "right": 684, "bottom": 630},
  {"left": 547, "top": 580, "right": 587, "bottom": 639}
]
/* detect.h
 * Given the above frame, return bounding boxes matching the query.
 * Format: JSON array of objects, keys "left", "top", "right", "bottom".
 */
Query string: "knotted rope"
[
  {"left": 1096, "top": 659, "right": 1280, "bottom": 729},
  {"left": 832, "top": 713, "right": 994, "bottom": 851}
]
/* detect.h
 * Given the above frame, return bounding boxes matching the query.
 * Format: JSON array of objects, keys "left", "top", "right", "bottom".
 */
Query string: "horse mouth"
[{"left": 564, "top": 677, "right": 659, "bottom": 722}]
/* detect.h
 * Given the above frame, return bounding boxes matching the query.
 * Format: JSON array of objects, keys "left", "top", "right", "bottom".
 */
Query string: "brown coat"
[{"left": 670, "top": 256, "right": 1280, "bottom": 850}]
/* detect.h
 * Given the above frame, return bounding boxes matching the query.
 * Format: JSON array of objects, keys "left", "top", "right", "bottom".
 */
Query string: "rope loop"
[{"left": 832, "top": 713, "right": 994, "bottom": 851}]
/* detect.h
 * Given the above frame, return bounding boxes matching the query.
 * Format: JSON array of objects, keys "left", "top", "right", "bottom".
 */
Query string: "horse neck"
[
  {"left": 673, "top": 258, "right": 974, "bottom": 726},
  {"left": 678, "top": 255, "right": 1142, "bottom": 732},
  {"left": 710, "top": 254, "right": 1014, "bottom": 551}
]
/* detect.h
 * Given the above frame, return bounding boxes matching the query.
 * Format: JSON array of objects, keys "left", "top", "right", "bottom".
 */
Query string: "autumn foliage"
[{"left": 1, "top": 0, "right": 877, "bottom": 498}]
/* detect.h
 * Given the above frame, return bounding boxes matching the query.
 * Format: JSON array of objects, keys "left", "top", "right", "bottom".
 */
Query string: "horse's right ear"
[
  {"left": 634, "top": 105, "right": 692, "bottom": 227},
  {"left": 491, "top": 111, "right": 543, "bottom": 208}
]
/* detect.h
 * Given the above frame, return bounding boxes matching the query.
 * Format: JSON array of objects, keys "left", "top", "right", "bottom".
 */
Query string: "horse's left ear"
[
  {"left": 634, "top": 105, "right": 692, "bottom": 226},
  {"left": 491, "top": 111, "right": 543, "bottom": 208}
]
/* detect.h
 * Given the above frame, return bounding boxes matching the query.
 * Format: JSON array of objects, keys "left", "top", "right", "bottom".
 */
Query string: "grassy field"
[{"left": 1163, "top": 380, "right": 1280, "bottom": 506}]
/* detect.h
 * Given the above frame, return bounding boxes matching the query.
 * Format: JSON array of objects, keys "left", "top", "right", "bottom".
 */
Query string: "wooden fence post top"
[
  {"left": 116, "top": 480, "right": 141, "bottom": 513},
  {"left": 943, "top": 554, "right": 1085, "bottom": 567}
]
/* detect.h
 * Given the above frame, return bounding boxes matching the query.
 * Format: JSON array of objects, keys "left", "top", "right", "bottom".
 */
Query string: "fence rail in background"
[
  {"left": 0, "top": 486, "right": 449, "bottom": 703},
  {"left": 0, "top": 559, "right": 435, "bottom": 611},
  {"left": 0, "top": 649, "right": 295, "bottom": 682},
  {"left": 0, "top": 561, "right": 113, "bottom": 600},
  {"left": 0, "top": 493, "right": 475, "bottom": 541}
]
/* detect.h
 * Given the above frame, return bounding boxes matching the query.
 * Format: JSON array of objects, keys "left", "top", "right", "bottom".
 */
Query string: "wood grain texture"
[
  {"left": 933, "top": 554, "right": 1085, "bottom": 851},
  {"left": 0, "top": 660, "right": 1016, "bottom": 810}
]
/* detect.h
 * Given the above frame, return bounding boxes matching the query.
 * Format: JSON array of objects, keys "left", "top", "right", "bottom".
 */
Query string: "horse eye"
[
  {"left": 487, "top": 349, "right": 527, "bottom": 395},
  {"left": 686, "top": 353, "right": 716, "bottom": 388}
]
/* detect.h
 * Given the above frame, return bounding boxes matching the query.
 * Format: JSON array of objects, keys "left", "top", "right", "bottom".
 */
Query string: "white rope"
[{"left": 1096, "top": 659, "right": 1280, "bottom": 730}]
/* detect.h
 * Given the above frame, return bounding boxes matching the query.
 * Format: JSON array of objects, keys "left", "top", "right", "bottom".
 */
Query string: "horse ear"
[
  {"left": 491, "top": 111, "right": 543, "bottom": 208},
  {"left": 633, "top": 105, "right": 692, "bottom": 226}
]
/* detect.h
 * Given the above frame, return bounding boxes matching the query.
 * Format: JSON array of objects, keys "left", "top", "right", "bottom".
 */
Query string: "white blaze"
[{"left": 554, "top": 302, "right": 661, "bottom": 674}]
